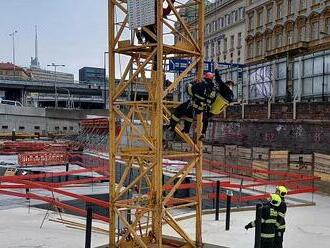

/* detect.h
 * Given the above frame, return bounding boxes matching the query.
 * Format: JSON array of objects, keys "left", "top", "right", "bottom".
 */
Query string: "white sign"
[{"left": 127, "top": 0, "right": 155, "bottom": 29}]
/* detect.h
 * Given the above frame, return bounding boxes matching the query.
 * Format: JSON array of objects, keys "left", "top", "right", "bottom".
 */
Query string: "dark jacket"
[
  {"left": 276, "top": 198, "right": 287, "bottom": 233},
  {"left": 186, "top": 79, "right": 215, "bottom": 112},
  {"left": 246, "top": 202, "right": 278, "bottom": 240},
  {"left": 214, "top": 69, "right": 234, "bottom": 103}
]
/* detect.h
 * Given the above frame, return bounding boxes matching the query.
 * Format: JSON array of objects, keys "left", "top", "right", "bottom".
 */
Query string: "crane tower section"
[{"left": 108, "top": 0, "right": 205, "bottom": 247}]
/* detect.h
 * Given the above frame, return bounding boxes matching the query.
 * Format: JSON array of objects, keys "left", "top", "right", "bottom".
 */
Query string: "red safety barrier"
[
  {"left": 204, "top": 159, "right": 320, "bottom": 180},
  {"left": 80, "top": 118, "right": 121, "bottom": 136},
  {"left": 0, "top": 141, "right": 71, "bottom": 154},
  {"left": 18, "top": 152, "right": 69, "bottom": 166}
]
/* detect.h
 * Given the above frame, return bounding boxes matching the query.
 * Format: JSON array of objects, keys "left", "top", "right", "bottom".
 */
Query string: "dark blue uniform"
[{"left": 274, "top": 199, "right": 287, "bottom": 248}]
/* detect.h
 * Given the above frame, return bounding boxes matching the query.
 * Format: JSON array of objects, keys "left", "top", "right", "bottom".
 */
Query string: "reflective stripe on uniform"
[
  {"left": 264, "top": 219, "right": 277, "bottom": 224},
  {"left": 183, "top": 117, "right": 193, "bottom": 122},
  {"left": 278, "top": 212, "right": 285, "bottom": 218},
  {"left": 192, "top": 103, "right": 204, "bottom": 111},
  {"left": 209, "top": 91, "right": 216, "bottom": 99},
  {"left": 194, "top": 94, "right": 206, "bottom": 101},
  {"left": 187, "top": 84, "right": 193, "bottom": 97},
  {"left": 276, "top": 224, "right": 286, "bottom": 230},
  {"left": 261, "top": 233, "right": 275, "bottom": 239},
  {"left": 172, "top": 115, "right": 180, "bottom": 122}
]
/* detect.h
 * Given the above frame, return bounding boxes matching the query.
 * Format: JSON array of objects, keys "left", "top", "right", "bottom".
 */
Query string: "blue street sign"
[
  {"left": 168, "top": 59, "right": 214, "bottom": 73},
  {"left": 168, "top": 59, "right": 244, "bottom": 73}
]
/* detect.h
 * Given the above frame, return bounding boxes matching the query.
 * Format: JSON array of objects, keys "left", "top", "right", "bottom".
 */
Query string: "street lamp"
[
  {"left": 47, "top": 63, "right": 65, "bottom": 108},
  {"left": 9, "top": 30, "right": 18, "bottom": 78},
  {"left": 58, "top": 87, "right": 73, "bottom": 108},
  {"left": 103, "top": 51, "right": 108, "bottom": 109}
]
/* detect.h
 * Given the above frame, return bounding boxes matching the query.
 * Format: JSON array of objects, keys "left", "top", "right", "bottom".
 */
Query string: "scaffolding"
[{"left": 108, "top": 0, "right": 205, "bottom": 247}]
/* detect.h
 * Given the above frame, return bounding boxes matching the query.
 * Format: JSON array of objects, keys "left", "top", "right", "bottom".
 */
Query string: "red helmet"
[{"left": 204, "top": 72, "right": 214, "bottom": 80}]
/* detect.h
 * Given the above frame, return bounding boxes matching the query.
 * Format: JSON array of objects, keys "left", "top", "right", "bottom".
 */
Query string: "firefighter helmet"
[
  {"left": 270, "top": 193, "right": 282, "bottom": 207},
  {"left": 276, "top": 186, "right": 288, "bottom": 197}
]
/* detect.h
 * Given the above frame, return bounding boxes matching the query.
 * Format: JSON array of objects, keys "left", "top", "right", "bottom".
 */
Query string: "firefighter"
[
  {"left": 166, "top": 72, "right": 216, "bottom": 135},
  {"left": 274, "top": 186, "right": 288, "bottom": 248},
  {"left": 199, "top": 68, "right": 235, "bottom": 140},
  {"left": 245, "top": 194, "right": 282, "bottom": 248}
]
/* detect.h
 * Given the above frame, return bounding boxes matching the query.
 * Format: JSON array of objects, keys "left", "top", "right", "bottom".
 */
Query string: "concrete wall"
[
  {"left": 0, "top": 104, "right": 107, "bottom": 134},
  {"left": 205, "top": 119, "right": 330, "bottom": 154}
]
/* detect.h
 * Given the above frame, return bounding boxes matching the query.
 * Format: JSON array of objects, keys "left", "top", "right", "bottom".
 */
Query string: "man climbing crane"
[
  {"left": 165, "top": 72, "right": 216, "bottom": 137},
  {"left": 200, "top": 67, "right": 235, "bottom": 140},
  {"left": 166, "top": 66, "right": 235, "bottom": 141}
]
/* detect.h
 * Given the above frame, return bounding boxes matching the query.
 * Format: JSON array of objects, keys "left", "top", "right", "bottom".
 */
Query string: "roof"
[
  {"left": 0, "top": 62, "right": 32, "bottom": 78},
  {"left": 0, "top": 62, "right": 23, "bottom": 71}
]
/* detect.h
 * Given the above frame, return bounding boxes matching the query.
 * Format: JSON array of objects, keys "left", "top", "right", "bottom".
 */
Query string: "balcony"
[{"left": 265, "top": 41, "right": 309, "bottom": 59}]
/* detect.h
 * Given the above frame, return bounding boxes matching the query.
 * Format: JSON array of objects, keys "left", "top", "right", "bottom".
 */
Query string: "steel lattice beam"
[{"left": 108, "top": 0, "right": 204, "bottom": 247}]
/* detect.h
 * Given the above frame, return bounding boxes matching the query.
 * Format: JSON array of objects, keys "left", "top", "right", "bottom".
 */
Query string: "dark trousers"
[
  {"left": 141, "top": 24, "right": 157, "bottom": 70},
  {"left": 202, "top": 111, "right": 213, "bottom": 135},
  {"left": 274, "top": 231, "right": 284, "bottom": 248},
  {"left": 169, "top": 101, "right": 194, "bottom": 133},
  {"left": 261, "top": 238, "right": 274, "bottom": 248}
]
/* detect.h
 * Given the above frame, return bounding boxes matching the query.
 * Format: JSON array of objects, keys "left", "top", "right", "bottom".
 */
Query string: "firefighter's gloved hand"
[
  {"left": 245, "top": 223, "right": 252, "bottom": 230},
  {"left": 206, "top": 98, "right": 212, "bottom": 104}
]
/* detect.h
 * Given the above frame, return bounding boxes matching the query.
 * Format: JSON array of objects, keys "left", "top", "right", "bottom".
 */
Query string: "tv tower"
[{"left": 30, "top": 25, "right": 40, "bottom": 69}]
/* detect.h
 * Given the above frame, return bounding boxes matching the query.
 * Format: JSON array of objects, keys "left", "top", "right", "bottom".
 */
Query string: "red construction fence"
[{"left": 18, "top": 152, "right": 69, "bottom": 167}]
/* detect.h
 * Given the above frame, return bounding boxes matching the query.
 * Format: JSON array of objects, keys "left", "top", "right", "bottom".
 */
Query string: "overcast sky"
[{"left": 0, "top": 0, "right": 108, "bottom": 80}]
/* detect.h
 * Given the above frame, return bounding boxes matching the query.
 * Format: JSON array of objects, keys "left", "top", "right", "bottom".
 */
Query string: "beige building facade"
[
  {"left": 246, "top": 0, "right": 330, "bottom": 64},
  {"left": 177, "top": 0, "right": 246, "bottom": 64},
  {"left": 204, "top": 0, "right": 246, "bottom": 64}
]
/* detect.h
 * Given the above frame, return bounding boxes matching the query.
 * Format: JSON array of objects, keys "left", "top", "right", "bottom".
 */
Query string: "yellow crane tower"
[{"left": 108, "top": 0, "right": 205, "bottom": 247}]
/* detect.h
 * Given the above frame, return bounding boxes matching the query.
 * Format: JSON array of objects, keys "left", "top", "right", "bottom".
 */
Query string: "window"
[
  {"left": 266, "top": 8, "right": 272, "bottom": 23},
  {"left": 55, "top": 126, "right": 60, "bottom": 131},
  {"left": 205, "top": 44, "right": 209, "bottom": 59},
  {"left": 247, "top": 43, "right": 253, "bottom": 58},
  {"left": 217, "top": 40, "right": 221, "bottom": 54},
  {"left": 257, "top": 11, "right": 263, "bottom": 27},
  {"left": 226, "top": 14, "right": 230, "bottom": 26},
  {"left": 297, "top": 25, "right": 307, "bottom": 41},
  {"left": 69, "top": 126, "right": 74, "bottom": 131},
  {"left": 19, "top": 126, "right": 25, "bottom": 130},
  {"left": 255, "top": 40, "right": 262, "bottom": 56},
  {"left": 326, "top": 18, "right": 330, "bottom": 34},
  {"left": 234, "top": 10, "right": 238, "bottom": 22},
  {"left": 2, "top": 125, "right": 8, "bottom": 129},
  {"left": 266, "top": 36, "right": 272, "bottom": 50},
  {"left": 239, "top": 7, "right": 244, "bottom": 20},
  {"left": 224, "top": 38, "right": 228, "bottom": 52},
  {"left": 211, "top": 42, "right": 215, "bottom": 58},
  {"left": 248, "top": 15, "right": 253, "bottom": 30},
  {"left": 311, "top": 22, "right": 320, "bottom": 40},
  {"left": 230, "top": 35, "right": 234, "bottom": 50},
  {"left": 237, "top": 32, "right": 242, "bottom": 47},
  {"left": 63, "top": 126, "right": 67, "bottom": 131},
  {"left": 287, "top": 30, "right": 293, "bottom": 45},
  {"left": 275, "top": 32, "right": 283, "bottom": 47},
  {"left": 277, "top": 3, "right": 282, "bottom": 19},
  {"left": 223, "top": 54, "right": 227, "bottom": 62},
  {"left": 34, "top": 126, "right": 40, "bottom": 130},
  {"left": 300, "top": 0, "right": 306, "bottom": 10},
  {"left": 220, "top": 17, "right": 224, "bottom": 28},
  {"left": 288, "top": 0, "right": 294, "bottom": 15}
]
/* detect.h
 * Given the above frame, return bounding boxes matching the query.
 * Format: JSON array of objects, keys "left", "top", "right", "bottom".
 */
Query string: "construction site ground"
[
  {"left": 0, "top": 194, "right": 329, "bottom": 248},
  {"left": 0, "top": 154, "right": 329, "bottom": 247}
]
